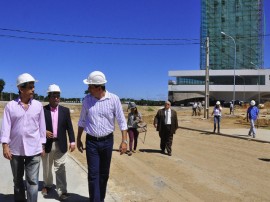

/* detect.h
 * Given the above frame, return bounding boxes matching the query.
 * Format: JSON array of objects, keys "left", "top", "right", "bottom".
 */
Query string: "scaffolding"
[{"left": 200, "top": 0, "right": 264, "bottom": 70}]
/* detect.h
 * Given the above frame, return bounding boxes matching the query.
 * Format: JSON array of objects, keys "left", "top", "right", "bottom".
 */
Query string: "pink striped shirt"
[
  {"left": 0, "top": 98, "right": 46, "bottom": 156},
  {"left": 50, "top": 106, "right": 59, "bottom": 138}
]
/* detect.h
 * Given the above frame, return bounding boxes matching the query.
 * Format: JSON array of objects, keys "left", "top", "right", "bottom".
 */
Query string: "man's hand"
[
  {"left": 119, "top": 142, "right": 127, "bottom": 155},
  {"left": 69, "top": 144, "right": 76, "bottom": 152},
  {"left": 41, "top": 148, "right": 46, "bottom": 157},
  {"left": 46, "top": 130, "right": 54, "bottom": 138},
  {"left": 2, "top": 144, "right": 12, "bottom": 160},
  {"left": 77, "top": 139, "right": 84, "bottom": 153}
]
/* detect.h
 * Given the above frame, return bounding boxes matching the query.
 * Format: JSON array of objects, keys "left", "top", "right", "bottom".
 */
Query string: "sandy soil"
[{"left": 1, "top": 102, "right": 270, "bottom": 201}]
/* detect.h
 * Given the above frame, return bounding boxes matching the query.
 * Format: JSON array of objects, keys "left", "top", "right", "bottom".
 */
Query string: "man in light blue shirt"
[
  {"left": 77, "top": 71, "right": 128, "bottom": 202},
  {"left": 247, "top": 100, "right": 259, "bottom": 138}
]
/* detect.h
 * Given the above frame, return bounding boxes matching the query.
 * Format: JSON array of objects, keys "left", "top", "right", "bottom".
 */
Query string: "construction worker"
[
  {"left": 211, "top": 101, "right": 222, "bottom": 134},
  {"left": 247, "top": 100, "right": 259, "bottom": 138}
]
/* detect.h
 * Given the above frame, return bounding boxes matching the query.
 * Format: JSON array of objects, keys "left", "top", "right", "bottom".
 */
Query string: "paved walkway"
[
  {"left": 180, "top": 126, "right": 270, "bottom": 143},
  {"left": 0, "top": 153, "right": 116, "bottom": 202},
  {"left": 0, "top": 118, "right": 116, "bottom": 202}
]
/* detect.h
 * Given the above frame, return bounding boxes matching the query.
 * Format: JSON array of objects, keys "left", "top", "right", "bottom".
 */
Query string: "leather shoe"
[
  {"left": 41, "top": 187, "right": 49, "bottom": 196},
  {"left": 59, "top": 193, "right": 70, "bottom": 201},
  {"left": 168, "top": 153, "right": 172, "bottom": 156}
]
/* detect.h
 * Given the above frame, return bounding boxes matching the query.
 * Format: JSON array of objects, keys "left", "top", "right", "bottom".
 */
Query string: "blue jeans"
[
  {"left": 10, "top": 155, "right": 41, "bottom": 202},
  {"left": 249, "top": 119, "right": 256, "bottom": 138},
  {"left": 86, "top": 135, "right": 114, "bottom": 202},
  {"left": 214, "top": 115, "right": 221, "bottom": 133}
]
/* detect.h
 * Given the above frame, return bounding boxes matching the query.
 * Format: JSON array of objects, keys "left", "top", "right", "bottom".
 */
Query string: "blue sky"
[{"left": 0, "top": 0, "right": 269, "bottom": 100}]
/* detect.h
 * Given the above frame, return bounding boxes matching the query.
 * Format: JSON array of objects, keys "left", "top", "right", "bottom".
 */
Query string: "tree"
[{"left": 0, "top": 79, "right": 5, "bottom": 101}]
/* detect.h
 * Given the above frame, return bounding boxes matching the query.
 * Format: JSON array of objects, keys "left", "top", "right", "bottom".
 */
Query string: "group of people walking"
[
  {"left": 0, "top": 71, "right": 179, "bottom": 202},
  {"left": 209, "top": 100, "right": 259, "bottom": 137},
  {"left": 192, "top": 101, "right": 203, "bottom": 116},
  {"left": 0, "top": 73, "right": 76, "bottom": 202},
  {"left": 0, "top": 70, "right": 260, "bottom": 202}
]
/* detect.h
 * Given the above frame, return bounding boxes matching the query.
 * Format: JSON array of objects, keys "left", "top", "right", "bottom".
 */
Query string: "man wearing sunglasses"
[
  {"left": 41, "top": 84, "right": 75, "bottom": 201},
  {"left": 77, "top": 71, "right": 128, "bottom": 202}
]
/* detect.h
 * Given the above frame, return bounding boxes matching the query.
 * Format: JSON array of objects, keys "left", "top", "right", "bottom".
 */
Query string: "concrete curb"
[{"left": 67, "top": 153, "right": 88, "bottom": 173}]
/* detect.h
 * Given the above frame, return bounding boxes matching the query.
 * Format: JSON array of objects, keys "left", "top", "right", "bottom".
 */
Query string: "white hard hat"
[
  {"left": 250, "top": 100, "right": 256, "bottom": 106},
  {"left": 83, "top": 71, "right": 107, "bottom": 85},
  {"left": 16, "top": 73, "right": 37, "bottom": 87},
  {"left": 216, "top": 101, "right": 221, "bottom": 105},
  {"left": 130, "top": 103, "right": 136, "bottom": 109},
  {"left": 47, "top": 84, "right": 61, "bottom": 93}
]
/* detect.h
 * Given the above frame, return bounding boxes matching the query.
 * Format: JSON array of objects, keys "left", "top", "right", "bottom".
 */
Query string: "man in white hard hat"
[
  {"left": 154, "top": 101, "right": 178, "bottom": 156},
  {"left": 41, "top": 84, "right": 75, "bottom": 200},
  {"left": 0, "top": 73, "right": 46, "bottom": 202},
  {"left": 211, "top": 101, "right": 222, "bottom": 133},
  {"left": 246, "top": 100, "right": 259, "bottom": 138},
  {"left": 77, "top": 71, "right": 128, "bottom": 202}
]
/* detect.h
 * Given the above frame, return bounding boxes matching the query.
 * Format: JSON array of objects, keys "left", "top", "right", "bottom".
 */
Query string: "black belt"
[
  {"left": 52, "top": 138, "right": 59, "bottom": 142},
  {"left": 86, "top": 133, "right": 113, "bottom": 141}
]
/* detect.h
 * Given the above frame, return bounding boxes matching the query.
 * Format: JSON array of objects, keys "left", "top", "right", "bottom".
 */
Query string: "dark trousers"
[
  {"left": 10, "top": 155, "right": 41, "bottom": 202},
  {"left": 128, "top": 128, "right": 139, "bottom": 151},
  {"left": 86, "top": 134, "right": 114, "bottom": 202},
  {"left": 159, "top": 125, "right": 174, "bottom": 154}
]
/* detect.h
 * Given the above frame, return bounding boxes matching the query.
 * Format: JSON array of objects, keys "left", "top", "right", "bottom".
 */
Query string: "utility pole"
[{"left": 204, "top": 37, "right": 210, "bottom": 119}]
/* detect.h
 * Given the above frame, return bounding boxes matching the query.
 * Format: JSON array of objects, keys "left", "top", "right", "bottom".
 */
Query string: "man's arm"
[
  {"left": 153, "top": 110, "right": 159, "bottom": 128},
  {"left": 66, "top": 108, "right": 75, "bottom": 152},
  {"left": 174, "top": 110, "right": 179, "bottom": 129},
  {"left": 119, "top": 130, "right": 128, "bottom": 155},
  {"left": 2, "top": 143, "right": 12, "bottom": 160},
  {"left": 77, "top": 126, "right": 85, "bottom": 153}
]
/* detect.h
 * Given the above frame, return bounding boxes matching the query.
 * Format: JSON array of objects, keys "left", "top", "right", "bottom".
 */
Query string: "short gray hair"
[{"left": 165, "top": 101, "right": 171, "bottom": 105}]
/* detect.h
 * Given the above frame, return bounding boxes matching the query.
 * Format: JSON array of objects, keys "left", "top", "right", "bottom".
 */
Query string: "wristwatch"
[{"left": 122, "top": 140, "right": 128, "bottom": 144}]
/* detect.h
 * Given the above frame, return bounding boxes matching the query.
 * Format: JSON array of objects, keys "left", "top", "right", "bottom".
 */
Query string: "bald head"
[{"left": 164, "top": 101, "right": 171, "bottom": 109}]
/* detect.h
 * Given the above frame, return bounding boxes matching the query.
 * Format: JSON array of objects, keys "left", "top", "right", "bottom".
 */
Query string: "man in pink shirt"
[
  {"left": 41, "top": 84, "right": 75, "bottom": 201},
  {"left": 0, "top": 73, "right": 46, "bottom": 202}
]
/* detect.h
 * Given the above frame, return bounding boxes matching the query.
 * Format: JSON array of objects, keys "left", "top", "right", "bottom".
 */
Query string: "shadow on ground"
[
  {"left": 139, "top": 149, "right": 162, "bottom": 153},
  {"left": 0, "top": 194, "right": 13, "bottom": 202},
  {"left": 43, "top": 191, "right": 89, "bottom": 201},
  {"left": 258, "top": 158, "right": 270, "bottom": 162}
]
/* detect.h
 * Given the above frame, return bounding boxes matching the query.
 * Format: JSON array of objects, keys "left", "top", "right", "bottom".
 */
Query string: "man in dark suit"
[
  {"left": 41, "top": 84, "right": 75, "bottom": 201},
  {"left": 154, "top": 101, "right": 178, "bottom": 156}
]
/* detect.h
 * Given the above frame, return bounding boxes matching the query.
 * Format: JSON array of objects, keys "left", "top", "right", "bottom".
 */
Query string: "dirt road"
[
  {"left": 69, "top": 105, "right": 270, "bottom": 202},
  {"left": 1, "top": 102, "right": 270, "bottom": 201}
]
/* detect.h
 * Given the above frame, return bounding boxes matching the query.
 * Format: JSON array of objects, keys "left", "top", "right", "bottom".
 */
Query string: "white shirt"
[
  {"left": 165, "top": 109, "right": 171, "bottom": 125},
  {"left": 78, "top": 91, "right": 127, "bottom": 137}
]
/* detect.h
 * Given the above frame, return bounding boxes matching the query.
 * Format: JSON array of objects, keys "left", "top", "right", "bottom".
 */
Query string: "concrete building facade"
[
  {"left": 168, "top": 69, "right": 270, "bottom": 105},
  {"left": 168, "top": 0, "right": 267, "bottom": 105}
]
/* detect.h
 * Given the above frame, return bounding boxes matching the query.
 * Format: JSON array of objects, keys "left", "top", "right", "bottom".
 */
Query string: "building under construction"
[
  {"left": 168, "top": 0, "right": 268, "bottom": 105},
  {"left": 200, "top": 0, "right": 264, "bottom": 70}
]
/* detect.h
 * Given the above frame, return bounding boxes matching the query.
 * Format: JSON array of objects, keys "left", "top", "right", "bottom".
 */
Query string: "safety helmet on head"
[
  {"left": 83, "top": 71, "right": 107, "bottom": 85},
  {"left": 16, "top": 73, "right": 37, "bottom": 87},
  {"left": 130, "top": 102, "right": 136, "bottom": 109},
  {"left": 250, "top": 100, "right": 256, "bottom": 106},
  {"left": 216, "top": 101, "right": 221, "bottom": 105},
  {"left": 47, "top": 84, "right": 61, "bottom": 93}
]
